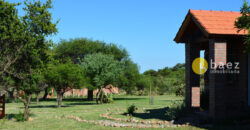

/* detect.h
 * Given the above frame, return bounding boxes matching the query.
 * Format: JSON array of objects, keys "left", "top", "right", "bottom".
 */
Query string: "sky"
[{"left": 10, "top": 0, "right": 246, "bottom": 73}]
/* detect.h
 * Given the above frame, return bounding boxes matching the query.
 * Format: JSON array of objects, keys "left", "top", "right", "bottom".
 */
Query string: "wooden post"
[
  {"left": 0, "top": 94, "right": 5, "bottom": 119},
  {"left": 2, "top": 94, "right": 4, "bottom": 118},
  {"left": 149, "top": 81, "right": 153, "bottom": 105}
]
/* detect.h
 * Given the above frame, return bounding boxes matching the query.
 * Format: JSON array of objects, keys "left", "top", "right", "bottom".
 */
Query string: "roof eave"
[{"left": 174, "top": 10, "right": 210, "bottom": 43}]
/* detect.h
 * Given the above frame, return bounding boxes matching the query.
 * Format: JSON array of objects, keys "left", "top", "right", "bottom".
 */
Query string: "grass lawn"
[{"left": 0, "top": 95, "right": 204, "bottom": 130}]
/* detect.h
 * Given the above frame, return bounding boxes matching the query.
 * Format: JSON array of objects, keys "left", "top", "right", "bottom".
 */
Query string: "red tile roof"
[
  {"left": 174, "top": 10, "right": 248, "bottom": 43},
  {"left": 190, "top": 10, "right": 247, "bottom": 35}
]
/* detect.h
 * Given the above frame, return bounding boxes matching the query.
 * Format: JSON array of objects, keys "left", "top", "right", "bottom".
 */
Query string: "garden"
[{"left": 0, "top": 0, "right": 250, "bottom": 129}]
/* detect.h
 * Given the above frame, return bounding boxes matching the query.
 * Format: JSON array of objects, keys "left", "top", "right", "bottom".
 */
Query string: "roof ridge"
[{"left": 189, "top": 9, "right": 240, "bottom": 13}]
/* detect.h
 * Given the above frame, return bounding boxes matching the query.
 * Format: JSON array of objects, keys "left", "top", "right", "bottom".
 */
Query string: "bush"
[
  {"left": 127, "top": 104, "right": 136, "bottom": 115},
  {"left": 15, "top": 112, "right": 28, "bottom": 122},
  {"left": 5, "top": 98, "right": 20, "bottom": 103},
  {"left": 165, "top": 101, "right": 187, "bottom": 120},
  {"left": 175, "top": 84, "right": 185, "bottom": 97},
  {"left": 103, "top": 94, "right": 114, "bottom": 103}
]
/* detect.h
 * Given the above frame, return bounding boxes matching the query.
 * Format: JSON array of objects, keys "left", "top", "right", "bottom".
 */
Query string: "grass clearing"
[{"left": 0, "top": 95, "right": 204, "bottom": 130}]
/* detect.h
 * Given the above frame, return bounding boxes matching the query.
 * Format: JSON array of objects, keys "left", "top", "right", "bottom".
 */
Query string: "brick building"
[
  {"left": 55, "top": 84, "right": 119, "bottom": 97},
  {"left": 174, "top": 10, "right": 249, "bottom": 118}
]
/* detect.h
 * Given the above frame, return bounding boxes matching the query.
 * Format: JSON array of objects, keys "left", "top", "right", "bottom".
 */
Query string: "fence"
[{"left": 0, "top": 95, "right": 5, "bottom": 119}]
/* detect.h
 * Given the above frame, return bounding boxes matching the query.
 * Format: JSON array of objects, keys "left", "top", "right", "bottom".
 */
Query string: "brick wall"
[
  {"left": 191, "top": 87, "right": 200, "bottom": 107},
  {"left": 209, "top": 39, "right": 227, "bottom": 117}
]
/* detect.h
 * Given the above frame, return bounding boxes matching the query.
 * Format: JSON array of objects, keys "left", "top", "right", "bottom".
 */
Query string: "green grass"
[{"left": 0, "top": 95, "right": 203, "bottom": 130}]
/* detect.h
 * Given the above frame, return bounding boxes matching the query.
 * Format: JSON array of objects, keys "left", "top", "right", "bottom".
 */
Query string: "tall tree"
[
  {"left": 55, "top": 38, "right": 128, "bottom": 100},
  {"left": 0, "top": 0, "right": 58, "bottom": 119},
  {"left": 0, "top": 1, "right": 26, "bottom": 94},
  {"left": 81, "top": 53, "right": 123, "bottom": 104},
  {"left": 235, "top": 0, "right": 250, "bottom": 51},
  {"left": 44, "top": 61, "right": 85, "bottom": 107},
  {"left": 118, "top": 59, "right": 140, "bottom": 94}
]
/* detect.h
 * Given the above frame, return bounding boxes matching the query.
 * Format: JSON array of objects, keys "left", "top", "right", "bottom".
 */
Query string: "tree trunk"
[
  {"left": 88, "top": 90, "right": 93, "bottom": 101},
  {"left": 35, "top": 92, "right": 40, "bottom": 104},
  {"left": 96, "top": 89, "right": 100, "bottom": 104},
  {"left": 96, "top": 86, "right": 104, "bottom": 104},
  {"left": 23, "top": 94, "right": 31, "bottom": 120},
  {"left": 56, "top": 90, "right": 64, "bottom": 107},
  {"left": 99, "top": 89, "right": 104, "bottom": 104},
  {"left": 42, "top": 87, "right": 48, "bottom": 100}
]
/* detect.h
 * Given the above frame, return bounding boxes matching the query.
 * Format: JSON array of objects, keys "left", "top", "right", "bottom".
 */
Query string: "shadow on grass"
[
  {"left": 123, "top": 107, "right": 170, "bottom": 121},
  {"left": 39, "top": 98, "right": 90, "bottom": 102},
  {"left": 66, "top": 102, "right": 96, "bottom": 106},
  {"left": 4, "top": 113, "right": 35, "bottom": 120},
  {"left": 28, "top": 105, "right": 70, "bottom": 108},
  {"left": 162, "top": 99, "right": 183, "bottom": 102},
  {"left": 129, "top": 107, "right": 250, "bottom": 130},
  {"left": 114, "top": 97, "right": 146, "bottom": 101},
  {"left": 4, "top": 114, "right": 17, "bottom": 120}
]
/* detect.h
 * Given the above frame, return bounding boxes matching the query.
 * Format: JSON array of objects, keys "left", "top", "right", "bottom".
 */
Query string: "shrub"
[
  {"left": 175, "top": 84, "right": 185, "bottom": 97},
  {"left": 127, "top": 104, "right": 136, "bottom": 115},
  {"left": 5, "top": 98, "right": 20, "bottom": 103},
  {"left": 15, "top": 112, "right": 28, "bottom": 122},
  {"left": 103, "top": 94, "right": 114, "bottom": 103},
  {"left": 165, "top": 101, "right": 187, "bottom": 120}
]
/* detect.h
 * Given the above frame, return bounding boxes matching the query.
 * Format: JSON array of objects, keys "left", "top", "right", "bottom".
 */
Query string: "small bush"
[
  {"left": 127, "top": 104, "right": 136, "bottom": 115},
  {"left": 5, "top": 98, "right": 20, "bottom": 103},
  {"left": 165, "top": 101, "right": 187, "bottom": 120},
  {"left": 175, "top": 84, "right": 185, "bottom": 97},
  {"left": 14, "top": 112, "right": 28, "bottom": 122},
  {"left": 103, "top": 94, "right": 114, "bottom": 103}
]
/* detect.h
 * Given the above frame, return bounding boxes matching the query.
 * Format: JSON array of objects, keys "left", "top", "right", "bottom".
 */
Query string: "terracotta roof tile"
[{"left": 189, "top": 10, "right": 248, "bottom": 35}]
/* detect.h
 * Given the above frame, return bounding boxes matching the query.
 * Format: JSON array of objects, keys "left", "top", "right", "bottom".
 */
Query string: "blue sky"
[{"left": 10, "top": 0, "right": 246, "bottom": 73}]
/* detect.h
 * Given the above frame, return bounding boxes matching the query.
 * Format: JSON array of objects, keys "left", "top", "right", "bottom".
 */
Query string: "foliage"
[
  {"left": 44, "top": 60, "right": 85, "bottom": 107},
  {"left": 55, "top": 38, "right": 128, "bottom": 63},
  {"left": 165, "top": 101, "right": 186, "bottom": 121},
  {"left": 0, "top": 0, "right": 25, "bottom": 77},
  {"left": 14, "top": 112, "right": 28, "bottom": 122},
  {"left": 0, "top": 0, "right": 26, "bottom": 96},
  {"left": 136, "top": 75, "right": 151, "bottom": 95},
  {"left": 0, "top": 0, "right": 58, "bottom": 120},
  {"left": 81, "top": 53, "right": 123, "bottom": 88},
  {"left": 174, "top": 83, "right": 185, "bottom": 96},
  {"left": 102, "top": 94, "right": 114, "bottom": 103},
  {"left": 118, "top": 59, "right": 140, "bottom": 94},
  {"left": 140, "top": 63, "right": 185, "bottom": 96},
  {"left": 143, "top": 69, "right": 158, "bottom": 77},
  {"left": 54, "top": 38, "right": 131, "bottom": 100},
  {"left": 127, "top": 104, "right": 137, "bottom": 115},
  {"left": 235, "top": 0, "right": 250, "bottom": 51},
  {"left": 81, "top": 53, "right": 123, "bottom": 103}
]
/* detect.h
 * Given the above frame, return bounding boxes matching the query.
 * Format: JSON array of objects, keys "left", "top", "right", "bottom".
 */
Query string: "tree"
[
  {"left": 45, "top": 61, "right": 85, "bottom": 107},
  {"left": 143, "top": 69, "right": 158, "bottom": 77},
  {"left": 235, "top": 0, "right": 250, "bottom": 51},
  {"left": 0, "top": 1, "right": 26, "bottom": 98},
  {"left": 136, "top": 75, "right": 151, "bottom": 95},
  {"left": 55, "top": 38, "right": 128, "bottom": 100},
  {"left": 55, "top": 38, "right": 128, "bottom": 63},
  {"left": 0, "top": 0, "right": 58, "bottom": 119},
  {"left": 81, "top": 53, "right": 123, "bottom": 104},
  {"left": 118, "top": 59, "right": 140, "bottom": 94},
  {"left": 137, "top": 63, "right": 185, "bottom": 96}
]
